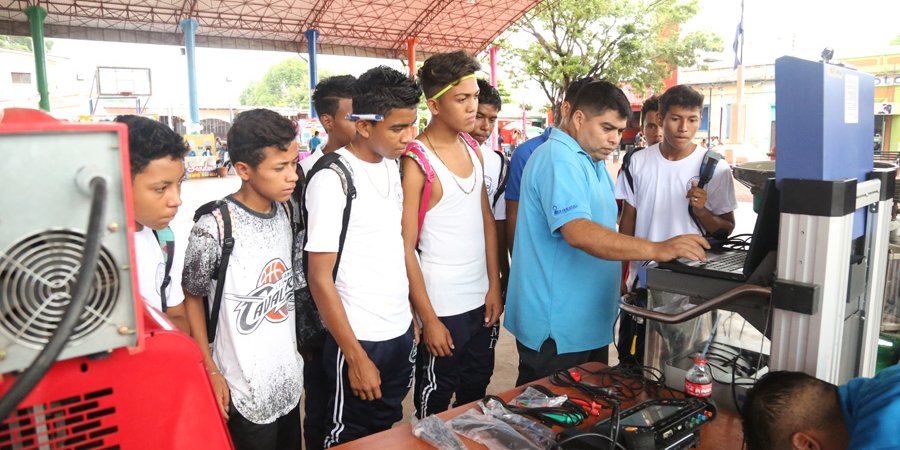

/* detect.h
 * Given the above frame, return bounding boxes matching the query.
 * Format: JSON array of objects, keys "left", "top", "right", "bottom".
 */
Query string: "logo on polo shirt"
[
  {"left": 226, "top": 258, "right": 294, "bottom": 334},
  {"left": 552, "top": 204, "right": 578, "bottom": 216}
]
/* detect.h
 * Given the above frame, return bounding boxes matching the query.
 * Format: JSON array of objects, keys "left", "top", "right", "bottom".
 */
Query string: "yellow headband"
[{"left": 429, "top": 74, "right": 476, "bottom": 100}]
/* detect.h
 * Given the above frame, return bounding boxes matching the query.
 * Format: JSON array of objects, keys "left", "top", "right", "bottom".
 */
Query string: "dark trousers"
[
  {"left": 516, "top": 338, "right": 609, "bottom": 386},
  {"left": 227, "top": 400, "right": 301, "bottom": 450},
  {"left": 303, "top": 352, "right": 328, "bottom": 450},
  {"left": 322, "top": 325, "right": 415, "bottom": 448},
  {"left": 414, "top": 305, "right": 499, "bottom": 418}
]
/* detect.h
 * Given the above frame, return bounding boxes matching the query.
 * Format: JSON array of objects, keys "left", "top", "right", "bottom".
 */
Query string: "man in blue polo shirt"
[
  {"left": 505, "top": 80, "right": 708, "bottom": 385},
  {"left": 742, "top": 364, "right": 900, "bottom": 450},
  {"left": 505, "top": 76, "right": 595, "bottom": 252}
]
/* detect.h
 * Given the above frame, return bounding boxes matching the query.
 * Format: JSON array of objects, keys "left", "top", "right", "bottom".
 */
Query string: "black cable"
[
  {"left": 556, "top": 432, "right": 627, "bottom": 450},
  {"left": 0, "top": 177, "right": 107, "bottom": 422}
]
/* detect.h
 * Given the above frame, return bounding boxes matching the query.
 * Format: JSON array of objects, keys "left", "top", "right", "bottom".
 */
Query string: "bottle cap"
[{"left": 692, "top": 357, "right": 707, "bottom": 364}]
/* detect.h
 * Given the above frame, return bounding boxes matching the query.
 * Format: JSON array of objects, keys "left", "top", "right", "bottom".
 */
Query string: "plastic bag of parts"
[
  {"left": 446, "top": 409, "right": 542, "bottom": 450},
  {"left": 510, "top": 386, "right": 568, "bottom": 408},
  {"left": 480, "top": 398, "right": 556, "bottom": 449},
  {"left": 411, "top": 415, "right": 466, "bottom": 450}
]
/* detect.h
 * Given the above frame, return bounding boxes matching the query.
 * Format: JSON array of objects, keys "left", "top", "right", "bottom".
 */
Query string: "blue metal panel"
[{"left": 775, "top": 56, "right": 875, "bottom": 238}]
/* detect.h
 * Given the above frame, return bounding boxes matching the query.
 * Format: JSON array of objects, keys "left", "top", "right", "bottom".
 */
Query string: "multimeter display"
[{"left": 619, "top": 405, "right": 682, "bottom": 427}]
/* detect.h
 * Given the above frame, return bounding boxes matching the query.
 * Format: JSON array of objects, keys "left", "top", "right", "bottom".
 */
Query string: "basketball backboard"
[{"left": 95, "top": 67, "right": 152, "bottom": 97}]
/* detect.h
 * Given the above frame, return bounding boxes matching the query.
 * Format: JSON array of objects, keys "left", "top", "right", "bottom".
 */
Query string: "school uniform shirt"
[
  {"left": 614, "top": 143, "right": 737, "bottom": 286},
  {"left": 482, "top": 145, "right": 507, "bottom": 221},
  {"left": 299, "top": 141, "right": 328, "bottom": 177},
  {"left": 182, "top": 196, "right": 303, "bottom": 425},
  {"left": 839, "top": 364, "right": 900, "bottom": 449},
  {"left": 304, "top": 148, "right": 412, "bottom": 342},
  {"left": 134, "top": 226, "right": 184, "bottom": 311}
]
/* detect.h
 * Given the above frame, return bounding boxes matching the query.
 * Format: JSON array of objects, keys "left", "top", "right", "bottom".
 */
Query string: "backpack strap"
[
  {"left": 152, "top": 228, "right": 175, "bottom": 313},
  {"left": 620, "top": 147, "right": 643, "bottom": 194},
  {"left": 492, "top": 150, "right": 509, "bottom": 211},
  {"left": 193, "top": 199, "right": 234, "bottom": 344},
  {"left": 302, "top": 152, "right": 357, "bottom": 280},
  {"left": 404, "top": 141, "right": 435, "bottom": 246}
]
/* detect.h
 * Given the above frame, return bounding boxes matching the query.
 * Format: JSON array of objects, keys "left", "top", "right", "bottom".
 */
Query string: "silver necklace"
[{"left": 423, "top": 132, "right": 477, "bottom": 195}]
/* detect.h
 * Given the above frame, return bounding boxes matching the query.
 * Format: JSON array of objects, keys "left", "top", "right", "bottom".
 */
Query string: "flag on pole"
[{"left": 732, "top": 0, "right": 744, "bottom": 69}]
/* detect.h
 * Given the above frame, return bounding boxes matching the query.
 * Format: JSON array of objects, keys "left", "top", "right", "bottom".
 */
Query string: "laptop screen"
[{"left": 743, "top": 179, "right": 780, "bottom": 276}]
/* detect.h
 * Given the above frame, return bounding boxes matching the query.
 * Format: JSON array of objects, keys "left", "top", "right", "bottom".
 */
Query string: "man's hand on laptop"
[{"left": 653, "top": 235, "right": 710, "bottom": 263}]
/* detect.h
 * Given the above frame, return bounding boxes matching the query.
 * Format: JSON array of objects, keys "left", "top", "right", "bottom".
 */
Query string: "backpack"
[
  {"left": 404, "top": 132, "right": 481, "bottom": 245},
  {"left": 620, "top": 148, "right": 723, "bottom": 237},
  {"left": 297, "top": 152, "right": 356, "bottom": 355},
  {"left": 152, "top": 227, "right": 175, "bottom": 313}
]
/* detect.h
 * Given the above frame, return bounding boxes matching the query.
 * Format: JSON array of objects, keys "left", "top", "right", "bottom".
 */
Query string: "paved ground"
[{"left": 171, "top": 161, "right": 762, "bottom": 428}]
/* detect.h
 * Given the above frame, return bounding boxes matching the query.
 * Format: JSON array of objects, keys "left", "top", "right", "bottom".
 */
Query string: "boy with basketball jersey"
[{"left": 182, "top": 109, "right": 303, "bottom": 450}]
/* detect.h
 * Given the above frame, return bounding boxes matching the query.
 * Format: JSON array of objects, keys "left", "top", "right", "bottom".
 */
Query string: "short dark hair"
[
  {"left": 227, "top": 108, "right": 296, "bottom": 168},
  {"left": 115, "top": 115, "right": 189, "bottom": 177},
  {"left": 564, "top": 76, "right": 596, "bottom": 103},
  {"left": 640, "top": 95, "right": 660, "bottom": 126},
  {"left": 418, "top": 51, "right": 481, "bottom": 99},
  {"left": 312, "top": 75, "right": 357, "bottom": 118},
  {"left": 568, "top": 80, "right": 632, "bottom": 122},
  {"left": 659, "top": 85, "right": 704, "bottom": 118},
  {"left": 742, "top": 371, "right": 844, "bottom": 450},
  {"left": 476, "top": 78, "right": 502, "bottom": 111},
  {"left": 353, "top": 66, "right": 422, "bottom": 117}
]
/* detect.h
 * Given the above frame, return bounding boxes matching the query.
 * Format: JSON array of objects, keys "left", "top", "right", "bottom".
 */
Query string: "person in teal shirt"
[
  {"left": 742, "top": 364, "right": 900, "bottom": 450},
  {"left": 504, "top": 80, "right": 708, "bottom": 385}
]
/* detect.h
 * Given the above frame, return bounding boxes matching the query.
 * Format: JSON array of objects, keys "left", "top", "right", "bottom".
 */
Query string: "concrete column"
[
  {"left": 406, "top": 38, "right": 418, "bottom": 79},
  {"left": 489, "top": 46, "right": 500, "bottom": 152}
]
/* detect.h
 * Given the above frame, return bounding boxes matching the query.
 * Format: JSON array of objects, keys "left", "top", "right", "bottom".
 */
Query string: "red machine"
[{"left": 0, "top": 109, "right": 231, "bottom": 449}]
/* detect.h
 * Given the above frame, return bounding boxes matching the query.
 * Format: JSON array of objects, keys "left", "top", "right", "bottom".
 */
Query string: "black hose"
[{"left": 0, "top": 177, "right": 107, "bottom": 422}]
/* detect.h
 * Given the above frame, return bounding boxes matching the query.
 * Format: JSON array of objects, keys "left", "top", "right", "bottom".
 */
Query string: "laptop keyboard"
[{"left": 703, "top": 252, "right": 747, "bottom": 273}]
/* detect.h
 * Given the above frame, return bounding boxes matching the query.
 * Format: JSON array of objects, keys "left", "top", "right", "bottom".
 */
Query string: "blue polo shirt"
[
  {"left": 504, "top": 127, "right": 621, "bottom": 354},
  {"left": 505, "top": 127, "right": 553, "bottom": 201},
  {"left": 838, "top": 364, "right": 900, "bottom": 449}
]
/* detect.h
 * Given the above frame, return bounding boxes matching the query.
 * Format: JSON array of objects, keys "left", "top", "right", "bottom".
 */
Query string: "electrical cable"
[
  {"left": 0, "top": 177, "right": 107, "bottom": 422},
  {"left": 556, "top": 432, "right": 628, "bottom": 450}
]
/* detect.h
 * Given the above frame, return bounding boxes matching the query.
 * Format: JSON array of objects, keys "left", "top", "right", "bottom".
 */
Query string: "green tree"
[
  {"left": 891, "top": 35, "right": 900, "bottom": 46},
  {"left": 500, "top": 0, "right": 722, "bottom": 120},
  {"left": 0, "top": 35, "right": 54, "bottom": 52},
  {"left": 239, "top": 59, "right": 316, "bottom": 108}
]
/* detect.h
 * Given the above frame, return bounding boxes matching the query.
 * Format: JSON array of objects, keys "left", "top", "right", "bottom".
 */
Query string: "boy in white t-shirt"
[
  {"left": 470, "top": 78, "right": 509, "bottom": 297},
  {"left": 115, "top": 115, "right": 190, "bottom": 333},
  {"left": 305, "top": 66, "right": 420, "bottom": 447},
  {"left": 182, "top": 109, "right": 303, "bottom": 450}
]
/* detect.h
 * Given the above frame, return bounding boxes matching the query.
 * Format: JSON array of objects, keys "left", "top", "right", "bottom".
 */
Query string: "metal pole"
[
  {"left": 179, "top": 19, "right": 201, "bottom": 132},
  {"left": 24, "top": 6, "right": 50, "bottom": 112},
  {"left": 407, "top": 38, "right": 417, "bottom": 79},
  {"left": 305, "top": 29, "right": 320, "bottom": 118},
  {"left": 489, "top": 46, "right": 499, "bottom": 153},
  {"left": 708, "top": 86, "right": 712, "bottom": 146}
]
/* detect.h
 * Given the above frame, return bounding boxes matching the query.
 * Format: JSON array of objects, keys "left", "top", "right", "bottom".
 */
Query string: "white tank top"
[{"left": 416, "top": 138, "right": 489, "bottom": 317}]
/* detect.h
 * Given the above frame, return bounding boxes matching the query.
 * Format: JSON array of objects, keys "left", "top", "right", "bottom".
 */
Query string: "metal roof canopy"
[{"left": 0, "top": 0, "right": 540, "bottom": 58}]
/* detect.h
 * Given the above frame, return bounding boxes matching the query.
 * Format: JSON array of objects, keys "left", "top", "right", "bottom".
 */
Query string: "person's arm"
[
  {"left": 307, "top": 252, "right": 382, "bottom": 400},
  {"left": 183, "top": 292, "right": 229, "bottom": 417},
  {"left": 474, "top": 148, "right": 502, "bottom": 326},
  {"left": 165, "top": 302, "right": 191, "bottom": 334},
  {"left": 496, "top": 220, "right": 509, "bottom": 299},
  {"left": 400, "top": 155, "right": 454, "bottom": 357},
  {"left": 619, "top": 201, "right": 637, "bottom": 294},
  {"left": 560, "top": 218, "right": 708, "bottom": 262},
  {"left": 506, "top": 201, "right": 518, "bottom": 254}
]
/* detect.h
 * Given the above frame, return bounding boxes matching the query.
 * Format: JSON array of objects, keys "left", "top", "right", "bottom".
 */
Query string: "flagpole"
[{"left": 730, "top": 0, "right": 745, "bottom": 146}]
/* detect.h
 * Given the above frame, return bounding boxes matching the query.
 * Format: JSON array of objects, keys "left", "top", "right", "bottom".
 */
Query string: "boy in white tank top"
[{"left": 401, "top": 51, "right": 503, "bottom": 418}]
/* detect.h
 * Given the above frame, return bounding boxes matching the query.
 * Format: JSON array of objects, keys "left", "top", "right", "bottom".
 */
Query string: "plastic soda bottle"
[{"left": 684, "top": 354, "right": 713, "bottom": 397}]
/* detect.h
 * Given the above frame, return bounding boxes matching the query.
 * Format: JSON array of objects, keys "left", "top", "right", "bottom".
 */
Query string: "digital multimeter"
[{"left": 558, "top": 398, "right": 717, "bottom": 450}]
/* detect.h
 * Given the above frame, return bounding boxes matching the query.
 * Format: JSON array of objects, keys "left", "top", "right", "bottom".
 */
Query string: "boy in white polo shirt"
[{"left": 305, "top": 66, "right": 420, "bottom": 447}]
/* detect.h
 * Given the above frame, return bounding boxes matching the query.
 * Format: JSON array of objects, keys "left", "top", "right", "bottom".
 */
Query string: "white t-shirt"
[
  {"left": 304, "top": 149, "right": 412, "bottom": 342},
  {"left": 615, "top": 144, "right": 737, "bottom": 286},
  {"left": 482, "top": 146, "right": 507, "bottom": 221},
  {"left": 299, "top": 142, "right": 327, "bottom": 176},
  {"left": 182, "top": 197, "right": 303, "bottom": 425},
  {"left": 134, "top": 226, "right": 185, "bottom": 311}
]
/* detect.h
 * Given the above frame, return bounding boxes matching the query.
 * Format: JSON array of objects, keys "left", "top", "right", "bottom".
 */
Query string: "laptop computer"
[{"left": 657, "top": 179, "right": 780, "bottom": 281}]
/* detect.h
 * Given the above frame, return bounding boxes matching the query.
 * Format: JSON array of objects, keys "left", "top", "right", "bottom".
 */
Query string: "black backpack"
[
  {"left": 491, "top": 150, "right": 509, "bottom": 212},
  {"left": 620, "top": 147, "right": 723, "bottom": 237},
  {"left": 152, "top": 228, "right": 175, "bottom": 313}
]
